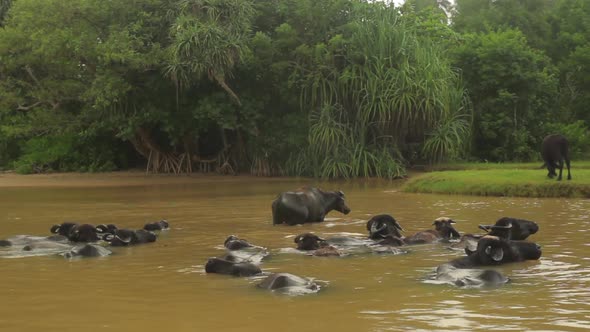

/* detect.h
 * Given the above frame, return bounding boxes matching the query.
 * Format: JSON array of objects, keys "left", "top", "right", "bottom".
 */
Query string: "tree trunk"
[{"left": 129, "top": 127, "right": 190, "bottom": 174}]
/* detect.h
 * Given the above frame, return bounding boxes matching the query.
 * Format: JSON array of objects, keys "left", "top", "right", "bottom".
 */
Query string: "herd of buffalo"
[
  {"left": 0, "top": 220, "right": 169, "bottom": 258},
  {"left": 0, "top": 184, "right": 544, "bottom": 295},
  {"left": 202, "top": 187, "right": 543, "bottom": 294}
]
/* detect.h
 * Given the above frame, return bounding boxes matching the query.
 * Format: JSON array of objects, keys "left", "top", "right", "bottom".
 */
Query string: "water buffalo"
[
  {"left": 542, "top": 134, "right": 571, "bottom": 181},
  {"left": 143, "top": 220, "right": 169, "bottom": 231},
  {"left": 68, "top": 224, "right": 102, "bottom": 242},
  {"left": 224, "top": 235, "right": 257, "bottom": 250},
  {"left": 104, "top": 229, "right": 156, "bottom": 246},
  {"left": 435, "top": 235, "right": 541, "bottom": 287},
  {"left": 62, "top": 244, "right": 112, "bottom": 258},
  {"left": 50, "top": 222, "right": 79, "bottom": 237},
  {"left": 478, "top": 217, "right": 539, "bottom": 241},
  {"left": 50, "top": 222, "right": 101, "bottom": 242},
  {"left": 221, "top": 235, "right": 269, "bottom": 263},
  {"left": 366, "top": 214, "right": 404, "bottom": 240},
  {"left": 404, "top": 217, "right": 461, "bottom": 245},
  {"left": 450, "top": 236, "right": 542, "bottom": 268},
  {"left": 435, "top": 264, "right": 509, "bottom": 288},
  {"left": 204, "top": 257, "right": 261, "bottom": 277},
  {"left": 257, "top": 273, "right": 320, "bottom": 295},
  {"left": 96, "top": 224, "right": 118, "bottom": 235},
  {"left": 272, "top": 187, "right": 351, "bottom": 225},
  {"left": 294, "top": 233, "right": 327, "bottom": 251},
  {"left": 293, "top": 233, "right": 342, "bottom": 256}
]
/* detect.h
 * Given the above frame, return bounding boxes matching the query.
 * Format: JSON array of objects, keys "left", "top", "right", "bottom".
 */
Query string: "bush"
[
  {"left": 12, "top": 133, "right": 120, "bottom": 174},
  {"left": 544, "top": 120, "right": 590, "bottom": 159}
]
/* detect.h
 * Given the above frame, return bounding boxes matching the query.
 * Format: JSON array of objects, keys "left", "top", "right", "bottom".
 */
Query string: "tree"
[
  {"left": 291, "top": 2, "right": 470, "bottom": 178},
  {"left": 166, "top": 0, "right": 256, "bottom": 106},
  {"left": 0, "top": 0, "right": 12, "bottom": 27},
  {"left": 548, "top": 0, "right": 590, "bottom": 125},
  {"left": 0, "top": 0, "right": 173, "bottom": 172},
  {"left": 453, "top": 0, "right": 553, "bottom": 51},
  {"left": 453, "top": 29, "right": 559, "bottom": 161}
]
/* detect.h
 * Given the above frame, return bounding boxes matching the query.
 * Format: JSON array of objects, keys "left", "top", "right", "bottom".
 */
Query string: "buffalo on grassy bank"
[{"left": 541, "top": 134, "right": 571, "bottom": 181}]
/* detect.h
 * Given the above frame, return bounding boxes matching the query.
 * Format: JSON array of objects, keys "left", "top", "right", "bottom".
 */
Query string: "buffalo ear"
[
  {"left": 294, "top": 235, "right": 303, "bottom": 244},
  {"left": 485, "top": 246, "right": 504, "bottom": 262},
  {"left": 337, "top": 191, "right": 345, "bottom": 197},
  {"left": 366, "top": 219, "right": 375, "bottom": 231}
]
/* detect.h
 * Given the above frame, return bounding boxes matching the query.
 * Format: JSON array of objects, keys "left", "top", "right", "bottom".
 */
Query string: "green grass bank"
[{"left": 403, "top": 162, "right": 590, "bottom": 198}]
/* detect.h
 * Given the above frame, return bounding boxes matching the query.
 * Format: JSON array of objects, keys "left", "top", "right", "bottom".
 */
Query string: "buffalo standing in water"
[{"left": 272, "top": 187, "right": 351, "bottom": 225}]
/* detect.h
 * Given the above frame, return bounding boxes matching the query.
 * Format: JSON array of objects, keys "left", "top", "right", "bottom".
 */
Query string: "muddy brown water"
[{"left": 0, "top": 174, "right": 589, "bottom": 332}]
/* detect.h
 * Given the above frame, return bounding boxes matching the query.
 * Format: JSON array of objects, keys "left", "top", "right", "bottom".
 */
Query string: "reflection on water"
[{"left": 0, "top": 176, "right": 589, "bottom": 332}]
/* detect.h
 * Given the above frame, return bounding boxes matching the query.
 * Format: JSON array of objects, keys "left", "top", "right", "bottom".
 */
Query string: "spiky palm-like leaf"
[{"left": 166, "top": 0, "right": 255, "bottom": 105}]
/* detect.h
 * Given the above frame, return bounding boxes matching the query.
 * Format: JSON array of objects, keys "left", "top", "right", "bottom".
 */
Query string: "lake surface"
[{"left": 0, "top": 174, "right": 589, "bottom": 332}]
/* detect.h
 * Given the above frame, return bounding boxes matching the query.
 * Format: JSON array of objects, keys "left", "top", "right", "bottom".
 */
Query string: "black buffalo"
[
  {"left": 435, "top": 235, "right": 541, "bottom": 287},
  {"left": 542, "top": 134, "right": 571, "bottom": 181},
  {"left": 435, "top": 264, "right": 509, "bottom": 288},
  {"left": 272, "top": 187, "right": 351, "bottom": 225},
  {"left": 205, "top": 257, "right": 261, "bottom": 277},
  {"left": 293, "top": 233, "right": 342, "bottom": 256},
  {"left": 50, "top": 222, "right": 101, "bottom": 242},
  {"left": 50, "top": 222, "right": 79, "bottom": 238},
  {"left": 404, "top": 217, "right": 461, "bottom": 245},
  {"left": 449, "top": 236, "right": 542, "bottom": 268},
  {"left": 63, "top": 244, "right": 112, "bottom": 258},
  {"left": 257, "top": 273, "right": 320, "bottom": 294},
  {"left": 96, "top": 224, "right": 118, "bottom": 235},
  {"left": 143, "top": 220, "right": 169, "bottom": 231},
  {"left": 104, "top": 229, "right": 156, "bottom": 246},
  {"left": 366, "top": 214, "right": 404, "bottom": 240},
  {"left": 224, "top": 235, "right": 256, "bottom": 250},
  {"left": 478, "top": 217, "right": 539, "bottom": 241},
  {"left": 294, "top": 233, "right": 327, "bottom": 251}
]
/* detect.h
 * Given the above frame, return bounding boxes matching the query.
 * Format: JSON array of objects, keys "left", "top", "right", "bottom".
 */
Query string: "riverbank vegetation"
[{"left": 1, "top": 0, "right": 589, "bottom": 178}]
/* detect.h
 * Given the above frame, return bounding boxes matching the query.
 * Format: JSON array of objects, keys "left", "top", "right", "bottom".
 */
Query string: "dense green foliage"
[{"left": 0, "top": 0, "right": 588, "bottom": 177}]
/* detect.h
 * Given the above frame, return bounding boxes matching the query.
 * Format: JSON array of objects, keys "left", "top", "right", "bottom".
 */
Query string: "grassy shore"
[{"left": 403, "top": 162, "right": 590, "bottom": 198}]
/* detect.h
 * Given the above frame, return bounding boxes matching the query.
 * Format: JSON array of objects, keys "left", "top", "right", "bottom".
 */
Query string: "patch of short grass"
[
  {"left": 403, "top": 169, "right": 590, "bottom": 198},
  {"left": 427, "top": 161, "right": 590, "bottom": 171}
]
